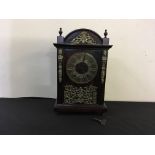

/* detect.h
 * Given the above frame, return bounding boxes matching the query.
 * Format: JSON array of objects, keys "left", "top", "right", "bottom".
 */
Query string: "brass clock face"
[{"left": 66, "top": 52, "right": 98, "bottom": 84}]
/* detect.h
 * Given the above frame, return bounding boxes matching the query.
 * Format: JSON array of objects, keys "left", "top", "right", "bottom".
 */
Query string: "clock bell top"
[{"left": 54, "top": 28, "right": 113, "bottom": 49}]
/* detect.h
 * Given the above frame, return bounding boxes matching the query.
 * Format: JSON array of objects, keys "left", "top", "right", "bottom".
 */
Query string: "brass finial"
[
  {"left": 59, "top": 28, "right": 63, "bottom": 36},
  {"left": 104, "top": 29, "right": 108, "bottom": 38}
]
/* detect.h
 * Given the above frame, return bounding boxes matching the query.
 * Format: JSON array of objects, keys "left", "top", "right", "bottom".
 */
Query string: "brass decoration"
[
  {"left": 66, "top": 52, "right": 98, "bottom": 84},
  {"left": 103, "top": 49, "right": 107, "bottom": 56},
  {"left": 64, "top": 85, "right": 97, "bottom": 104},
  {"left": 101, "top": 49, "right": 107, "bottom": 83},
  {"left": 71, "top": 31, "right": 97, "bottom": 45},
  {"left": 58, "top": 49, "right": 63, "bottom": 82}
]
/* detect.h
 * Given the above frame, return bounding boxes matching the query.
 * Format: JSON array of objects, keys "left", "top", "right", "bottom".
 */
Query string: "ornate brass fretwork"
[
  {"left": 58, "top": 49, "right": 63, "bottom": 82},
  {"left": 101, "top": 49, "right": 107, "bottom": 83},
  {"left": 71, "top": 31, "right": 97, "bottom": 45},
  {"left": 64, "top": 85, "right": 97, "bottom": 104}
]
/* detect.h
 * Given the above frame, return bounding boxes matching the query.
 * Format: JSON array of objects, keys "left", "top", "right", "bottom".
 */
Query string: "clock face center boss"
[
  {"left": 53, "top": 28, "right": 112, "bottom": 113},
  {"left": 75, "top": 62, "right": 88, "bottom": 74}
]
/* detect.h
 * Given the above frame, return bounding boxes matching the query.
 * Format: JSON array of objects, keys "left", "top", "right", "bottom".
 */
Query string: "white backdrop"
[{"left": 0, "top": 19, "right": 155, "bottom": 101}]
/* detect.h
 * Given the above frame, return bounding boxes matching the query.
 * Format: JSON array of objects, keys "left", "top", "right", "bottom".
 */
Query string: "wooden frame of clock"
[{"left": 53, "top": 28, "right": 112, "bottom": 114}]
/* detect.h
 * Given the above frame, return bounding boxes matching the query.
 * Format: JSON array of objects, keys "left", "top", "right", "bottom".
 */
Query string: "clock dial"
[{"left": 66, "top": 52, "right": 98, "bottom": 84}]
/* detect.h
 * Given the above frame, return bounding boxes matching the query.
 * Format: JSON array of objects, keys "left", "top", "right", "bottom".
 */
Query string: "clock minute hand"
[
  {"left": 81, "top": 53, "right": 86, "bottom": 75},
  {"left": 82, "top": 53, "right": 86, "bottom": 62}
]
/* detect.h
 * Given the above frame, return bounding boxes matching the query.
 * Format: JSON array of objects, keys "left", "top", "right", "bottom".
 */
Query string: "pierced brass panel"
[
  {"left": 64, "top": 85, "right": 97, "bottom": 104},
  {"left": 71, "top": 31, "right": 97, "bottom": 45}
]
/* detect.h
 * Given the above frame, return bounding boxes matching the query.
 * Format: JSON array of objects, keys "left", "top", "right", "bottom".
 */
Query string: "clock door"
[{"left": 63, "top": 49, "right": 102, "bottom": 105}]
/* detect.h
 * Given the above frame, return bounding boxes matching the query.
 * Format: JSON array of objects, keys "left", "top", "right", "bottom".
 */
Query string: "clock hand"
[
  {"left": 81, "top": 53, "right": 87, "bottom": 74},
  {"left": 82, "top": 53, "right": 86, "bottom": 62}
]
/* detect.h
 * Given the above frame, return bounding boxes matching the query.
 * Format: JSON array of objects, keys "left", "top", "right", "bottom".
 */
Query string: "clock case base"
[{"left": 54, "top": 101, "right": 107, "bottom": 114}]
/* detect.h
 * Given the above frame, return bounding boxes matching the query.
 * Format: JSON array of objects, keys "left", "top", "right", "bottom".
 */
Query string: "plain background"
[{"left": 0, "top": 19, "right": 155, "bottom": 101}]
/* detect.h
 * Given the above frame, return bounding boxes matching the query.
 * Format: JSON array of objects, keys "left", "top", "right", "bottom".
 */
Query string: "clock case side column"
[
  {"left": 54, "top": 46, "right": 112, "bottom": 114},
  {"left": 100, "top": 35, "right": 111, "bottom": 111},
  {"left": 54, "top": 34, "right": 64, "bottom": 108},
  {"left": 100, "top": 49, "right": 109, "bottom": 110}
]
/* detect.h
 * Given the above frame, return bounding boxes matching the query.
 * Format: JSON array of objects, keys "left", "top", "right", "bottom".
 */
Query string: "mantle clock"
[{"left": 53, "top": 28, "right": 113, "bottom": 113}]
